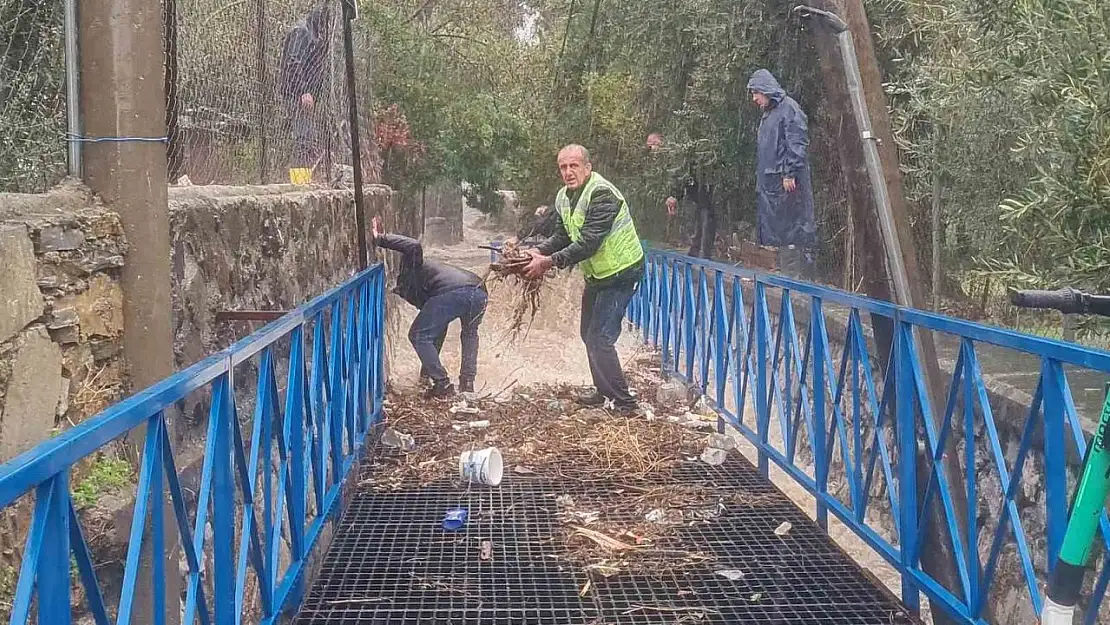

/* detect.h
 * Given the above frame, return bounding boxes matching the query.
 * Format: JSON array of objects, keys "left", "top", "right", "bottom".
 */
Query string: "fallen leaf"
[
  {"left": 585, "top": 564, "right": 621, "bottom": 578},
  {"left": 774, "top": 521, "right": 792, "bottom": 536},
  {"left": 570, "top": 526, "right": 637, "bottom": 552},
  {"left": 749, "top": 592, "right": 763, "bottom": 602},
  {"left": 513, "top": 466, "right": 536, "bottom": 475},
  {"left": 480, "top": 540, "right": 493, "bottom": 561},
  {"left": 715, "top": 569, "right": 746, "bottom": 581},
  {"left": 579, "top": 579, "right": 592, "bottom": 597},
  {"left": 573, "top": 511, "right": 600, "bottom": 525}
]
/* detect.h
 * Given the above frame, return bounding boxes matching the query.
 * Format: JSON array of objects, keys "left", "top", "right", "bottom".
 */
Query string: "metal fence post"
[
  {"left": 38, "top": 474, "right": 72, "bottom": 625},
  {"left": 64, "top": 0, "right": 81, "bottom": 177}
]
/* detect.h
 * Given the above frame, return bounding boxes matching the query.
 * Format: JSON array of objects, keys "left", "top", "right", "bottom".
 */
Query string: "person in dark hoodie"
[
  {"left": 371, "top": 216, "right": 488, "bottom": 398},
  {"left": 279, "top": 4, "right": 330, "bottom": 184},
  {"left": 746, "top": 69, "right": 817, "bottom": 270}
]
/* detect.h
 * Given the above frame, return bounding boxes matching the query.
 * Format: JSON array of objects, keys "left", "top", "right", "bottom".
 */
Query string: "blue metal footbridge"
[{"left": 1, "top": 249, "right": 1108, "bottom": 625}]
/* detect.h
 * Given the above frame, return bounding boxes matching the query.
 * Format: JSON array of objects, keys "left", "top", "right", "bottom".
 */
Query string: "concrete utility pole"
[
  {"left": 78, "top": 0, "right": 181, "bottom": 619},
  {"left": 795, "top": 3, "right": 977, "bottom": 624}
]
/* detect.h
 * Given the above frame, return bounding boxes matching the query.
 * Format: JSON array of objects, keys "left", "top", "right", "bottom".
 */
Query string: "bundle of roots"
[{"left": 487, "top": 240, "right": 547, "bottom": 342}]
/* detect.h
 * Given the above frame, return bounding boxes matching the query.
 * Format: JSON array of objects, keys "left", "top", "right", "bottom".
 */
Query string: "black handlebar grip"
[{"left": 1010, "top": 288, "right": 1085, "bottom": 314}]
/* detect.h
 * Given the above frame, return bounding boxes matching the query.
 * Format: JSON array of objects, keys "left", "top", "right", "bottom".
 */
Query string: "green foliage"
[
  {"left": 359, "top": 0, "right": 533, "bottom": 213},
  {"left": 0, "top": 0, "right": 68, "bottom": 192},
  {"left": 877, "top": 0, "right": 1110, "bottom": 293},
  {"left": 72, "top": 456, "right": 134, "bottom": 510},
  {"left": 360, "top": 0, "right": 1107, "bottom": 300}
]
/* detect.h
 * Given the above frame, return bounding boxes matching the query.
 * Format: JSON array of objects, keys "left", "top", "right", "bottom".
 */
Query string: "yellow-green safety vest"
[{"left": 554, "top": 172, "right": 644, "bottom": 280}]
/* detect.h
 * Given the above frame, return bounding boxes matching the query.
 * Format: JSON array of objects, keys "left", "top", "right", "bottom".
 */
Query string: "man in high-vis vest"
[{"left": 523, "top": 145, "right": 645, "bottom": 413}]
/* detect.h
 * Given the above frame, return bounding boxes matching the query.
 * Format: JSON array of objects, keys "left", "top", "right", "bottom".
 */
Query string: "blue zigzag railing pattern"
[
  {"left": 627, "top": 249, "right": 1110, "bottom": 625},
  {"left": 0, "top": 264, "right": 386, "bottom": 625}
]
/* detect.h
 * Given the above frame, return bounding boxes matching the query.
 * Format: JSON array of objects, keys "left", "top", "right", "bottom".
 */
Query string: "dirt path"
[{"left": 383, "top": 208, "right": 927, "bottom": 621}]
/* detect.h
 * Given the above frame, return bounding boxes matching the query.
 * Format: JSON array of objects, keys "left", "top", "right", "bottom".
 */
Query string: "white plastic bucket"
[{"left": 459, "top": 447, "right": 504, "bottom": 486}]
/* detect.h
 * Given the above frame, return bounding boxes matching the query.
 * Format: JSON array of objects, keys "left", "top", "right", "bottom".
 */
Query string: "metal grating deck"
[{"left": 295, "top": 446, "right": 917, "bottom": 624}]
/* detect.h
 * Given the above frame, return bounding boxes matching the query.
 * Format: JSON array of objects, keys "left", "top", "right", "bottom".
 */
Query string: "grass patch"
[{"left": 72, "top": 456, "right": 134, "bottom": 510}]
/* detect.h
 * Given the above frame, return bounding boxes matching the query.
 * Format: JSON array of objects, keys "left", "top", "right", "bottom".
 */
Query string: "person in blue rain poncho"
[{"left": 746, "top": 69, "right": 817, "bottom": 265}]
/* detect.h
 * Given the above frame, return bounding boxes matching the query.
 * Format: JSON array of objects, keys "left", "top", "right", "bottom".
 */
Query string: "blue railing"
[
  {"left": 0, "top": 264, "right": 386, "bottom": 625},
  {"left": 627, "top": 248, "right": 1110, "bottom": 625}
]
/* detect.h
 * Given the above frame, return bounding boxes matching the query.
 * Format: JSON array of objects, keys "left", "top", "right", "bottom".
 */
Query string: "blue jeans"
[
  {"left": 581, "top": 279, "right": 638, "bottom": 406},
  {"left": 409, "top": 285, "right": 487, "bottom": 385}
]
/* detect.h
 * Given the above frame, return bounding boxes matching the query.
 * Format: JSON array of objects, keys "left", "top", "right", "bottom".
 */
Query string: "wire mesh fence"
[
  {"left": 164, "top": 0, "right": 375, "bottom": 187},
  {"left": 0, "top": 0, "right": 69, "bottom": 193}
]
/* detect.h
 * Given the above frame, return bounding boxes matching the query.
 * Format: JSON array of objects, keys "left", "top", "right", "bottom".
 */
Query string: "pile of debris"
[
  {"left": 368, "top": 356, "right": 784, "bottom": 581},
  {"left": 484, "top": 239, "right": 550, "bottom": 342}
]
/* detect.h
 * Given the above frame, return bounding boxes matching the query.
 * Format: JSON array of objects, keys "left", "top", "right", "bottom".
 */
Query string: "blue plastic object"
[{"left": 443, "top": 507, "right": 469, "bottom": 531}]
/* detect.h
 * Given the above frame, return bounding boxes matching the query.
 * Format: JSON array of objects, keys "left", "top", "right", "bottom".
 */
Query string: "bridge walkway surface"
[{"left": 293, "top": 386, "right": 918, "bottom": 625}]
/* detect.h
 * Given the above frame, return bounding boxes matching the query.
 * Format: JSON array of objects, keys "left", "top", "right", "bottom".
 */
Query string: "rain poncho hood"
[
  {"left": 748, "top": 69, "right": 816, "bottom": 250},
  {"left": 746, "top": 69, "right": 786, "bottom": 105}
]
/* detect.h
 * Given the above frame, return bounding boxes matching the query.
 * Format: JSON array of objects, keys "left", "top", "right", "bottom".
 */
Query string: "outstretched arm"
[{"left": 372, "top": 216, "right": 423, "bottom": 265}]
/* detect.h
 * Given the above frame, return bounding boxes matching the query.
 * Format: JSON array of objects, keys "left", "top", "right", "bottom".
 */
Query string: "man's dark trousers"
[
  {"left": 581, "top": 279, "right": 638, "bottom": 406},
  {"left": 409, "top": 285, "right": 487, "bottom": 386}
]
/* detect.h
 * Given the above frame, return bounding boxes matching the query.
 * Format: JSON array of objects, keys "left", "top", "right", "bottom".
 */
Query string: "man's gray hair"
[{"left": 559, "top": 144, "right": 591, "bottom": 163}]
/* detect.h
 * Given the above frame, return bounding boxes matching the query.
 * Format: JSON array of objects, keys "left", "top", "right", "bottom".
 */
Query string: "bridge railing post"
[
  {"left": 811, "top": 295, "right": 829, "bottom": 529},
  {"left": 755, "top": 281, "right": 770, "bottom": 478},
  {"left": 896, "top": 316, "right": 922, "bottom": 615}
]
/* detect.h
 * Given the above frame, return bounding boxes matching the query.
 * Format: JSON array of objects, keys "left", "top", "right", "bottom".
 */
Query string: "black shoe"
[
  {"left": 459, "top": 377, "right": 475, "bottom": 393},
  {"left": 575, "top": 391, "right": 606, "bottom": 407},
  {"left": 425, "top": 380, "right": 455, "bottom": 399}
]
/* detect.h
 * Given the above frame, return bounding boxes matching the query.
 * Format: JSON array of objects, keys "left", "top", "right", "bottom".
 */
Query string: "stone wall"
[
  {"left": 422, "top": 181, "right": 464, "bottom": 246},
  {"left": 169, "top": 184, "right": 393, "bottom": 369},
  {"left": 0, "top": 181, "right": 395, "bottom": 621},
  {"left": 0, "top": 182, "right": 129, "bottom": 463}
]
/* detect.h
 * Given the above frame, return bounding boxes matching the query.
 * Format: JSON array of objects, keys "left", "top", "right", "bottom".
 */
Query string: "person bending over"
[{"left": 372, "top": 216, "right": 488, "bottom": 398}]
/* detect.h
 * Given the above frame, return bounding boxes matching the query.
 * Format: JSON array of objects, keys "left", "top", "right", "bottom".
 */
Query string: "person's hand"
[
  {"left": 301, "top": 93, "right": 315, "bottom": 109},
  {"left": 371, "top": 215, "right": 384, "bottom": 239},
  {"left": 522, "top": 253, "right": 553, "bottom": 280},
  {"left": 783, "top": 177, "right": 797, "bottom": 193},
  {"left": 665, "top": 196, "right": 677, "bottom": 216}
]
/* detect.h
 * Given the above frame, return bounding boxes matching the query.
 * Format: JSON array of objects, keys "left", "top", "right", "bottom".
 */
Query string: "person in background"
[
  {"left": 372, "top": 216, "right": 488, "bottom": 398},
  {"left": 522, "top": 145, "right": 644, "bottom": 414},
  {"left": 279, "top": 4, "right": 330, "bottom": 185},
  {"left": 517, "top": 205, "right": 558, "bottom": 243},
  {"left": 747, "top": 69, "right": 817, "bottom": 272},
  {"left": 669, "top": 171, "right": 716, "bottom": 259},
  {"left": 647, "top": 133, "right": 717, "bottom": 259}
]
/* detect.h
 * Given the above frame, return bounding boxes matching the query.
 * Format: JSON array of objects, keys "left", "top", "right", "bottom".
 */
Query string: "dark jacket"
[
  {"left": 518, "top": 208, "right": 559, "bottom": 241},
  {"left": 279, "top": 5, "right": 329, "bottom": 102},
  {"left": 375, "top": 234, "right": 483, "bottom": 308},
  {"left": 537, "top": 174, "right": 644, "bottom": 288},
  {"left": 747, "top": 69, "right": 817, "bottom": 249}
]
